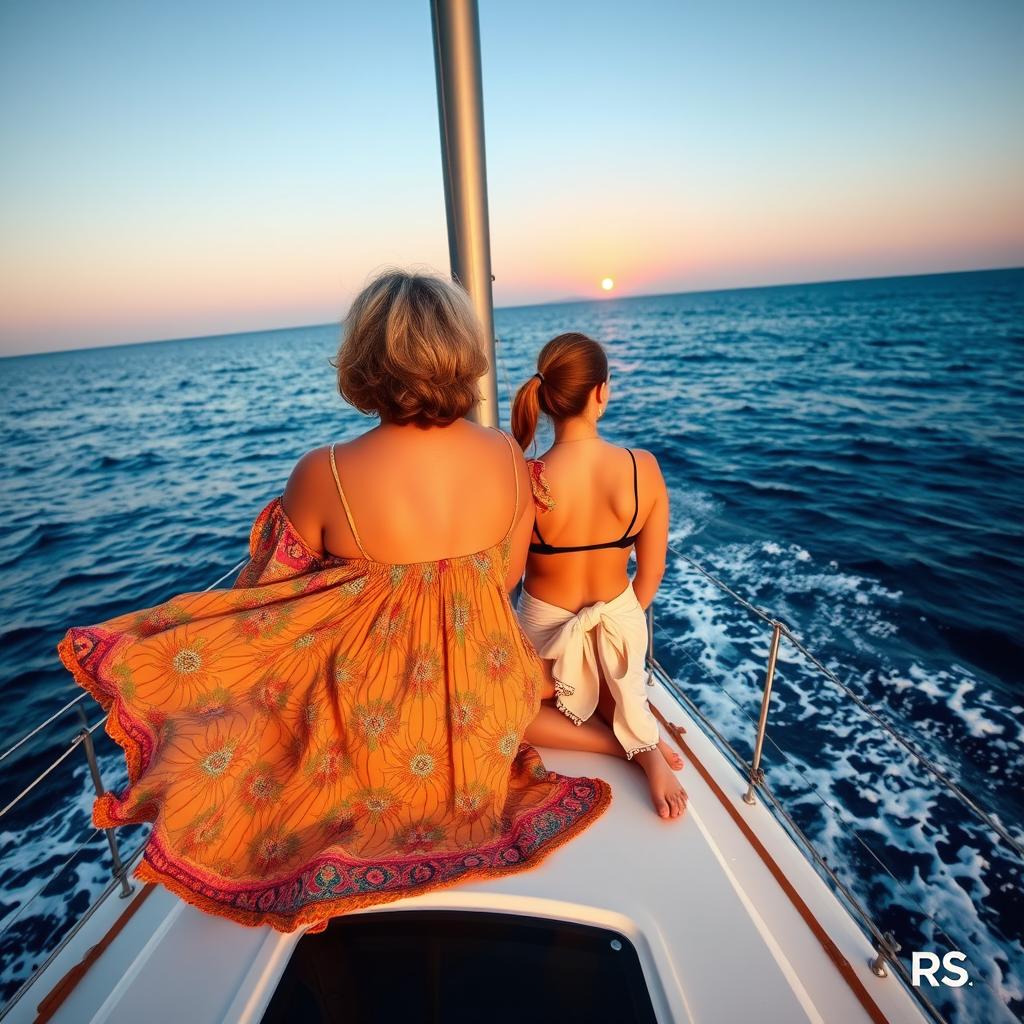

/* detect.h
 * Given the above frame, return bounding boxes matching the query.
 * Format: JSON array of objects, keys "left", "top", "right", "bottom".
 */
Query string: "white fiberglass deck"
[{"left": 8, "top": 677, "right": 927, "bottom": 1024}]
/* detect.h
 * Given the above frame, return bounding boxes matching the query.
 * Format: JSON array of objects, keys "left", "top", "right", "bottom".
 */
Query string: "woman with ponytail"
[{"left": 512, "top": 333, "right": 687, "bottom": 821}]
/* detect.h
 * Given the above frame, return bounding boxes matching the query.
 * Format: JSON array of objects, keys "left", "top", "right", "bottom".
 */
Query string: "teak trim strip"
[
  {"left": 650, "top": 701, "right": 890, "bottom": 1024},
  {"left": 34, "top": 882, "right": 156, "bottom": 1024}
]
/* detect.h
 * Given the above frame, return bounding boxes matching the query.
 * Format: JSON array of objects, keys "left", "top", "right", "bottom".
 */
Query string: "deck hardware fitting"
[
  {"left": 743, "top": 620, "right": 783, "bottom": 805},
  {"left": 870, "top": 932, "right": 902, "bottom": 978}
]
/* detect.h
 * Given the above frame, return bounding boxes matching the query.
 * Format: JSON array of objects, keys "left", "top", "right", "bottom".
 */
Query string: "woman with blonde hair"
[
  {"left": 58, "top": 271, "right": 611, "bottom": 932},
  {"left": 512, "top": 333, "right": 687, "bottom": 820}
]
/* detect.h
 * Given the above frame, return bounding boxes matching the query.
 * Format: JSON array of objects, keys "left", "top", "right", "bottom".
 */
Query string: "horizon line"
[{"left": 3, "top": 262, "right": 1022, "bottom": 360}]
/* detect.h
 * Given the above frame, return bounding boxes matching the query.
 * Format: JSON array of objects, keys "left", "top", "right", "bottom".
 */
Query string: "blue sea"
[{"left": 1, "top": 267, "right": 1022, "bottom": 1020}]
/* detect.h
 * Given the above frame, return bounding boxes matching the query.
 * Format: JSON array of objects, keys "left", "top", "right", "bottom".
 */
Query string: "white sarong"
[{"left": 517, "top": 584, "right": 659, "bottom": 759}]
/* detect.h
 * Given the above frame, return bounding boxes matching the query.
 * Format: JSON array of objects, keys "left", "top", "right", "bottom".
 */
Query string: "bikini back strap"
[
  {"left": 329, "top": 443, "right": 370, "bottom": 560},
  {"left": 621, "top": 448, "right": 640, "bottom": 540}
]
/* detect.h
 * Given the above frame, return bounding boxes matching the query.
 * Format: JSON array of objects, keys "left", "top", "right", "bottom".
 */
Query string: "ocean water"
[{"left": 1, "top": 267, "right": 1022, "bottom": 1019}]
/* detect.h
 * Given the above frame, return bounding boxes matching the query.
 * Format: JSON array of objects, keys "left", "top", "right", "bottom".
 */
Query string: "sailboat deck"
[{"left": 8, "top": 677, "right": 926, "bottom": 1024}]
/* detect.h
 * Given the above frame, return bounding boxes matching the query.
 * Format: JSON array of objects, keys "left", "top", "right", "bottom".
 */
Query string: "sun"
[{"left": 600, "top": 277, "right": 615, "bottom": 291}]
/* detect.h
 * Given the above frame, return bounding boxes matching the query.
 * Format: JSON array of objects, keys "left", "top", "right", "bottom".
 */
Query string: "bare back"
[
  {"left": 282, "top": 419, "right": 534, "bottom": 592},
  {"left": 523, "top": 440, "right": 669, "bottom": 612}
]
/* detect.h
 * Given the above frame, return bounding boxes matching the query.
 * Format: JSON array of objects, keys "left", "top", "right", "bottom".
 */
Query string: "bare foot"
[
  {"left": 658, "top": 736, "right": 684, "bottom": 771},
  {"left": 635, "top": 749, "right": 688, "bottom": 820}
]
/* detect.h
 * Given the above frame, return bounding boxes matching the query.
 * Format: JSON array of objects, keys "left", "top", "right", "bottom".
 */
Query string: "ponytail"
[
  {"left": 511, "top": 333, "right": 608, "bottom": 452},
  {"left": 511, "top": 374, "right": 543, "bottom": 450}
]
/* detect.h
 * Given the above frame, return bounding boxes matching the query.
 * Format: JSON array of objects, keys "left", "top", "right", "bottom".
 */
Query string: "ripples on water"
[{"left": 1, "top": 268, "right": 1022, "bottom": 1019}]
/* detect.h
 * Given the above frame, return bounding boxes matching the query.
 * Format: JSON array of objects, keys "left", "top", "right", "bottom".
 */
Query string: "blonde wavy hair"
[{"left": 334, "top": 269, "right": 488, "bottom": 426}]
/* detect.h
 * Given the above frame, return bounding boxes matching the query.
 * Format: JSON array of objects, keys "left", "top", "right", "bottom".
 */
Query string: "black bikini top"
[{"left": 530, "top": 448, "right": 641, "bottom": 555}]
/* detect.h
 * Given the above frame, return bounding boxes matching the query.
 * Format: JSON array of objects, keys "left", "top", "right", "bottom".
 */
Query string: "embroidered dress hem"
[{"left": 125, "top": 768, "right": 611, "bottom": 933}]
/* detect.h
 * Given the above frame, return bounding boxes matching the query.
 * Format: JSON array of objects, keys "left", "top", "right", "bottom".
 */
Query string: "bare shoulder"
[
  {"left": 475, "top": 425, "right": 530, "bottom": 512},
  {"left": 629, "top": 447, "right": 664, "bottom": 477},
  {"left": 502, "top": 429, "right": 530, "bottom": 467},
  {"left": 283, "top": 445, "right": 335, "bottom": 505},
  {"left": 630, "top": 447, "right": 667, "bottom": 498},
  {"left": 493, "top": 426, "right": 531, "bottom": 489},
  {"left": 465, "top": 420, "right": 520, "bottom": 450},
  {"left": 279, "top": 446, "right": 338, "bottom": 552},
  {"left": 472, "top": 422, "right": 528, "bottom": 470},
  {"left": 290, "top": 444, "right": 332, "bottom": 478}
]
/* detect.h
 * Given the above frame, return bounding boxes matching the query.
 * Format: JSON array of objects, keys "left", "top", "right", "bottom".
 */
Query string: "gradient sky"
[{"left": 1, "top": 0, "right": 1022, "bottom": 355}]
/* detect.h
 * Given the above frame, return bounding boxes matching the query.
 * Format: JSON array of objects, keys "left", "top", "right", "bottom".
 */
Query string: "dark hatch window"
[{"left": 261, "top": 910, "right": 659, "bottom": 1024}]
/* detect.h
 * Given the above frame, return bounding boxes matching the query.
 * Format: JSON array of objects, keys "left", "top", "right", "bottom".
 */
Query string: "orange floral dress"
[{"left": 58, "top": 483, "right": 611, "bottom": 932}]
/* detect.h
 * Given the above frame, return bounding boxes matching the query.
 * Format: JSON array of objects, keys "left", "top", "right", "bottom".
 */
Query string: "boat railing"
[
  {"left": 647, "top": 541, "right": 1023, "bottom": 1024},
  {"left": 659, "top": 543, "right": 1022, "bottom": 856}
]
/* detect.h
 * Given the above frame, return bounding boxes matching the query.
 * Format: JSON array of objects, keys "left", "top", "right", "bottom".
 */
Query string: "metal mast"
[{"left": 430, "top": 0, "right": 498, "bottom": 427}]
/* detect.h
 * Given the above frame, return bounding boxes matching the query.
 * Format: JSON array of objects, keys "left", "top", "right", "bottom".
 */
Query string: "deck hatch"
[{"left": 260, "top": 909, "right": 659, "bottom": 1023}]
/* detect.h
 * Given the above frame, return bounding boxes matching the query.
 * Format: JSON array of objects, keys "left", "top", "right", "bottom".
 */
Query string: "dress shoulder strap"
[
  {"left": 491, "top": 428, "right": 520, "bottom": 542},
  {"left": 329, "top": 443, "right": 371, "bottom": 560}
]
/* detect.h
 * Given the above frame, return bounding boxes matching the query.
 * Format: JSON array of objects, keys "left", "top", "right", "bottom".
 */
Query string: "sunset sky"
[{"left": 1, "top": 0, "right": 1022, "bottom": 355}]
